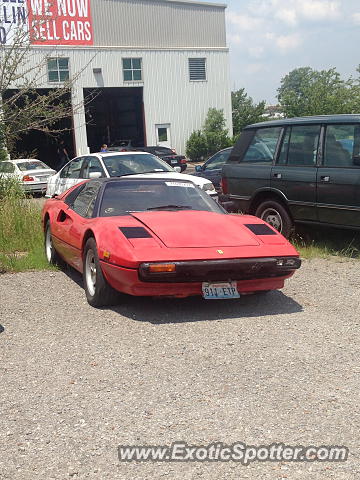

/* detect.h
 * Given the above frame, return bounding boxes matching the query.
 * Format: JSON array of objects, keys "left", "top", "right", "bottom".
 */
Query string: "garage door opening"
[
  {"left": 3, "top": 89, "right": 74, "bottom": 170},
  {"left": 84, "top": 87, "right": 145, "bottom": 153}
]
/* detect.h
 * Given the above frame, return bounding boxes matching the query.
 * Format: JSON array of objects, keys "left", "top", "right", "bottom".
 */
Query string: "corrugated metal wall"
[
  {"left": 17, "top": 1, "right": 231, "bottom": 156},
  {"left": 28, "top": 46, "right": 231, "bottom": 154},
  {"left": 92, "top": 0, "right": 227, "bottom": 48}
]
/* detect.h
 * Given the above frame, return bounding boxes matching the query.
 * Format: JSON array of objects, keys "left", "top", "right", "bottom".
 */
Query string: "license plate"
[
  {"left": 36, "top": 176, "right": 48, "bottom": 181},
  {"left": 202, "top": 281, "right": 240, "bottom": 300},
  {"left": 171, "top": 159, "right": 178, "bottom": 165}
]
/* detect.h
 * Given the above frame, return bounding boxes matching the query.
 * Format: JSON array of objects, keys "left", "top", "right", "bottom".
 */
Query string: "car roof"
[{"left": 244, "top": 114, "right": 360, "bottom": 129}]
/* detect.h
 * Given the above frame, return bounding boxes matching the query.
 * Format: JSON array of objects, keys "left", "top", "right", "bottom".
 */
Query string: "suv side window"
[
  {"left": 278, "top": 125, "right": 320, "bottom": 166},
  {"left": 205, "top": 150, "right": 231, "bottom": 170},
  {"left": 323, "top": 125, "right": 358, "bottom": 167},
  {"left": 71, "top": 181, "right": 102, "bottom": 217},
  {"left": 242, "top": 127, "right": 281, "bottom": 163}
]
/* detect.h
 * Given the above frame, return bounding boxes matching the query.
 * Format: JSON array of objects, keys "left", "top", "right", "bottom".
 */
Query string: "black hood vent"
[
  {"left": 245, "top": 224, "right": 277, "bottom": 235},
  {"left": 119, "top": 227, "right": 152, "bottom": 238}
]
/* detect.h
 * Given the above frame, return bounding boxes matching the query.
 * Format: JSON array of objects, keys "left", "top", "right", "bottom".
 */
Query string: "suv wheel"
[{"left": 255, "top": 200, "right": 293, "bottom": 238}]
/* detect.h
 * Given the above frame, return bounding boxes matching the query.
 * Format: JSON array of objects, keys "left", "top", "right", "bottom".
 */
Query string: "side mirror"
[
  {"left": 89, "top": 171, "right": 102, "bottom": 179},
  {"left": 195, "top": 165, "right": 202, "bottom": 172},
  {"left": 353, "top": 156, "right": 360, "bottom": 166},
  {"left": 173, "top": 166, "right": 181, "bottom": 173}
]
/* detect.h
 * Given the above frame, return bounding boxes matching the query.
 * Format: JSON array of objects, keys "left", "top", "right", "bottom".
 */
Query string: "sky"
[{"left": 223, "top": 0, "right": 360, "bottom": 104}]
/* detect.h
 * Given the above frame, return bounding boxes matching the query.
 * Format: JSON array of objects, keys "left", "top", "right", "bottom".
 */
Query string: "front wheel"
[
  {"left": 44, "top": 221, "right": 63, "bottom": 266},
  {"left": 255, "top": 200, "right": 293, "bottom": 238},
  {"left": 83, "top": 238, "right": 120, "bottom": 307}
]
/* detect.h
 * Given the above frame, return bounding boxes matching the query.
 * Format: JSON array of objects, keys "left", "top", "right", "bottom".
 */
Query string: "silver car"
[{"left": 0, "top": 159, "right": 56, "bottom": 194}]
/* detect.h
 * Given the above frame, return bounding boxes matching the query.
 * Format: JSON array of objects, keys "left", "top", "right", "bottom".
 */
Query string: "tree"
[
  {"left": 0, "top": 17, "right": 92, "bottom": 158},
  {"left": 232, "top": 88, "right": 266, "bottom": 136},
  {"left": 185, "top": 108, "right": 232, "bottom": 161},
  {"left": 277, "top": 67, "right": 358, "bottom": 117}
]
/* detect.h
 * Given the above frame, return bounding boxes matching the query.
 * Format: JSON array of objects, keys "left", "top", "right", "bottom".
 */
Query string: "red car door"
[{"left": 51, "top": 181, "right": 102, "bottom": 271}]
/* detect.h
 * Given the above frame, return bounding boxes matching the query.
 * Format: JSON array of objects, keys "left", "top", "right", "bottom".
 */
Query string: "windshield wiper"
[
  {"left": 147, "top": 205, "right": 192, "bottom": 211},
  {"left": 141, "top": 170, "right": 168, "bottom": 174}
]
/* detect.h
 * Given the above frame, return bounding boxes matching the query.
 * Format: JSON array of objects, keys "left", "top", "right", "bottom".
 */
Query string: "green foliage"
[
  {"left": 0, "top": 176, "right": 24, "bottom": 200},
  {"left": 0, "top": 123, "right": 8, "bottom": 162},
  {"left": 232, "top": 88, "right": 266, "bottom": 136},
  {"left": 0, "top": 177, "right": 52, "bottom": 272},
  {"left": 186, "top": 108, "right": 232, "bottom": 161},
  {"left": 185, "top": 130, "right": 208, "bottom": 162},
  {"left": 0, "top": 191, "right": 53, "bottom": 272},
  {"left": 277, "top": 66, "right": 359, "bottom": 117}
]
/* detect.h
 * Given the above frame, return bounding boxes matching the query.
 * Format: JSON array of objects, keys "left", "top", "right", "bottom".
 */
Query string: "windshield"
[
  {"left": 99, "top": 180, "right": 223, "bottom": 217},
  {"left": 102, "top": 154, "right": 174, "bottom": 177},
  {"left": 17, "top": 161, "right": 49, "bottom": 171}
]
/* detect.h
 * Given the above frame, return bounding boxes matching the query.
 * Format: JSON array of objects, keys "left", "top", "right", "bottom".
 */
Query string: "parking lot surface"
[{"left": 0, "top": 259, "right": 359, "bottom": 479}]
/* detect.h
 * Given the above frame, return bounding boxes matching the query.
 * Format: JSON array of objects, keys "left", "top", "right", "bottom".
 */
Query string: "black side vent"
[
  {"left": 119, "top": 227, "right": 152, "bottom": 239},
  {"left": 245, "top": 224, "right": 277, "bottom": 236}
]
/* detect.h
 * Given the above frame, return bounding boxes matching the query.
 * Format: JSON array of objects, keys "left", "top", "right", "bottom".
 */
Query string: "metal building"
[{"left": 10, "top": 0, "right": 232, "bottom": 157}]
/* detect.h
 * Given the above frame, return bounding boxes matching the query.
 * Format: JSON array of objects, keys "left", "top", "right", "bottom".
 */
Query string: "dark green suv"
[{"left": 222, "top": 115, "right": 360, "bottom": 237}]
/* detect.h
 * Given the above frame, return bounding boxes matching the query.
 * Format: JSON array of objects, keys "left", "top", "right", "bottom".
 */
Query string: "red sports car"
[{"left": 42, "top": 177, "right": 301, "bottom": 307}]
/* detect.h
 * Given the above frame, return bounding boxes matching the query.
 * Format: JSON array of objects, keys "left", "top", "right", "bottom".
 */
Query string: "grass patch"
[
  {"left": 293, "top": 225, "right": 360, "bottom": 260},
  {"left": 0, "top": 179, "right": 54, "bottom": 272}
]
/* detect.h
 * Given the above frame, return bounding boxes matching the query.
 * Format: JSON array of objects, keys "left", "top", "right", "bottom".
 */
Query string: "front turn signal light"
[{"left": 149, "top": 263, "right": 176, "bottom": 273}]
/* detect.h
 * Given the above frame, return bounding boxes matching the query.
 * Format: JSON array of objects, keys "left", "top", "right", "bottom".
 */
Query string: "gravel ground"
[{"left": 0, "top": 259, "right": 359, "bottom": 479}]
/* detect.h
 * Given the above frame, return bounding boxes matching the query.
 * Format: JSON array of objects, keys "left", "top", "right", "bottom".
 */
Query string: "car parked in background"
[
  {"left": 222, "top": 114, "right": 360, "bottom": 237},
  {"left": 45, "top": 152, "right": 217, "bottom": 199},
  {"left": 0, "top": 159, "right": 56, "bottom": 194},
  {"left": 107, "top": 139, "right": 138, "bottom": 152},
  {"left": 139, "top": 146, "right": 187, "bottom": 172},
  {"left": 193, "top": 147, "right": 232, "bottom": 191}
]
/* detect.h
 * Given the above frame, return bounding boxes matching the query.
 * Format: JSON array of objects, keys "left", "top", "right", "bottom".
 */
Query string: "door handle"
[
  {"left": 320, "top": 176, "right": 330, "bottom": 182},
  {"left": 273, "top": 173, "right": 282, "bottom": 179}
]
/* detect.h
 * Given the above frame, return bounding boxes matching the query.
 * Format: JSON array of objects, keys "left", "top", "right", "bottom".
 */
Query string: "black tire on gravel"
[{"left": 83, "top": 237, "right": 120, "bottom": 307}]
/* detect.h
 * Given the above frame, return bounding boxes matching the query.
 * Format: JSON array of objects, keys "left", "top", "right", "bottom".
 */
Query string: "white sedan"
[
  {"left": 46, "top": 152, "right": 217, "bottom": 199},
  {"left": 0, "top": 159, "right": 56, "bottom": 194}
]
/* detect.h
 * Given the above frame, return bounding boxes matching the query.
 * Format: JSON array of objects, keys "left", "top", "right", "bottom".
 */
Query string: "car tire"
[
  {"left": 83, "top": 237, "right": 120, "bottom": 307},
  {"left": 44, "top": 221, "right": 63, "bottom": 266},
  {"left": 255, "top": 200, "right": 293, "bottom": 238}
]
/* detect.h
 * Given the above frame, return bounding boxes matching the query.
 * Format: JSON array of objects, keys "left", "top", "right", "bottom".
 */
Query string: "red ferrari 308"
[{"left": 42, "top": 177, "right": 301, "bottom": 307}]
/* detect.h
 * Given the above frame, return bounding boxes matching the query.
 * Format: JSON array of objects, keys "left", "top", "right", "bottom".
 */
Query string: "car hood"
[{"left": 130, "top": 211, "right": 260, "bottom": 248}]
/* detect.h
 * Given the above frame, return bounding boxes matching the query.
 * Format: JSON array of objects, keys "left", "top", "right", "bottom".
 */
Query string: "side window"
[
  {"left": 67, "top": 157, "right": 84, "bottom": 179},
  {"left": 324, "top": 125, "right": 357, "bottom": 167},
  {"left": 0, "top": 162, "right": 15, "bottom": 173},
  {"left": 242, "top": 127, "right": 281, "bottom": 164},
  {"left": 60, "top": 164, "right": 70, "bottom": 178},
  {"left": 81, "top": 157, "right": 106, "bottom": 178},
  {"left": 279, "top": 125, "right": 320, "bottom": 166},
  {"left": 204, "top": 150, "right": 230, "bottom": 170},
  {"left": 71, "top": 181, "right": 102, "bottom": 218}
]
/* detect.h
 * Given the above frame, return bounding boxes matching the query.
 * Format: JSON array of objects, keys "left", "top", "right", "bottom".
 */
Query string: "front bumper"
[{"left": 100, "top": 257, "right": 300, "bottom": 298}]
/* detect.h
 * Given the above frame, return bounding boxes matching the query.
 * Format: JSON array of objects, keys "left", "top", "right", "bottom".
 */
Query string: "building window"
[
  {"left": 189, "top": 58, "right": 206, "bottom": 81},
  {"left": 122, "top": 58, "right": 142, "bottom": 81},
  {"left": 47, "top": 58, "right": 69, "bottom": 83}
]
